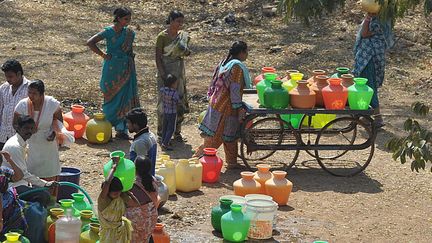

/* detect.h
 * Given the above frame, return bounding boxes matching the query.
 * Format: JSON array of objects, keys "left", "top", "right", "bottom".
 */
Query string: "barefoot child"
[
  {"left": 159, "top": 74, "right": 180, "bottom": 151},
  {"left": 126, "top": 156, "right": 159, "bottom": 242},
  {"left": 98, "top": 156, "right": 134, "bottom": 243}
]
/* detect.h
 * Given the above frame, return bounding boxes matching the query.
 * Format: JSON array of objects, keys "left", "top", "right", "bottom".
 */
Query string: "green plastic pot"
[
  {"left": 221, "top": 204, "right": 251, "bottom": 242},
  {"left": 256, "top": 73, "right": 277, "bottom": 107},
  {"left": 347, "top": 78, "right": 374, "bottom": 110},
  {"left": 264, "top": 80, "right": 289, "bottom": 109},
  {"left": 211, "top": 198, "right": 233, "bottom": 232}
]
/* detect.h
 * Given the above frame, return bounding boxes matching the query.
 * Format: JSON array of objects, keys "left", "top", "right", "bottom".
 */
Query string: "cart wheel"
[
  {"left": 314, "top": 116, "right": 375, "bottom": 177},
  {"left": 240, "top": 117, "right": 285, "bottom": 170},
  {"left": 298, "top": 114, "right": 317, "bottom": 158},
  {"left": 301, "top": 114, "right": 358, "bottom": 160}
]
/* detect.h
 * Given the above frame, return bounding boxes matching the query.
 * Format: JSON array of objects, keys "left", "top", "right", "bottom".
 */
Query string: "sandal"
[
  {"left": 174, "top": 134, "right": 187, "bottom": 143},
  {"left": 161, "top": 144, "right": 173, "bottom": 151}
]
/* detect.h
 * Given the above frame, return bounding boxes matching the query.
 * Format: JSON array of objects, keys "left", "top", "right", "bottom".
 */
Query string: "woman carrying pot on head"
[
  {"left": 353, "top": 4, "right": 394, "bottom": 128},
  {"left": 155, "top": 10, "right": 191, "bottom": 143},
  {"left": 87, "top": 7, "right": 140, "bottom": 139},
  {"left": 194, "top": 41, "right": 251, "bottom": 169}
]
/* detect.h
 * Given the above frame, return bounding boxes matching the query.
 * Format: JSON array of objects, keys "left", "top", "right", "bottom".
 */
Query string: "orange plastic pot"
[
  {"left": 233, "top": 172, "right": 262, "bottom": 197},
  {"left": 253, "top": 67, "right": 276, "bottom": 86},
  {"left": 341, "top": 74, "right": 354, "bottom": 88},
  {"left": 310, "top": 75, "right": 329, "bottom": 107},
  {"left": 63, "top": 105, "right": 90, "bottom": 139},
  {"left": 289, "top": 80, "right": 316, "bottom": 109},
  {"left": 253, "top": 164, "right": 273, "bottom": 194},
  {"left": 265, "top": 171, "right": 293, "bottom": 206},
  {"left": 322, "top": 78, "right": 348, "bottom": 110},
  {"left": 306, "top": 69, "right": 327, "bottom": 85}
]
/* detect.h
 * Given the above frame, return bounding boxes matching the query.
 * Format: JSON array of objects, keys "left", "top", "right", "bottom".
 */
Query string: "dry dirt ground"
[{"left": 1, "top": 0, "right": 432, "bottom": 242}]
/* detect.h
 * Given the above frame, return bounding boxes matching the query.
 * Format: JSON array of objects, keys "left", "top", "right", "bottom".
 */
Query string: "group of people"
[
  {"left": 87, "top": 8, "right": 190, "bottom": 149},
  {"left": 0, "top": 61, "right": 62, "bottom": 241},
  {"left": 0, "top": 4, "right": 392, "bottom": 243}
]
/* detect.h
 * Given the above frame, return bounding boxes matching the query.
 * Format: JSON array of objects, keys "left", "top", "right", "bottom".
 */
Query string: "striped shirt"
[
  {"left": 0, "top": 77, "right": 30, "bottom": 143},
  {"left": 160, "top": 87, "right": 180, "bottom": 114}
]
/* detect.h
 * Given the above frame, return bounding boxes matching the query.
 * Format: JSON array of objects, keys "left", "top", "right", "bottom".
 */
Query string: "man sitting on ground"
[{"left": 1, "top": 114, "right": 57, "bottom": 207}]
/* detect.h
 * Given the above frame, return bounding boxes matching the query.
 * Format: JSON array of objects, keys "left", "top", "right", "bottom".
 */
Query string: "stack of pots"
[
  {"left": 254, "top": 67, "right": 276, "bottom": 86},
  {"left": 232, "top": 165, "right": 293, "bottom": 206}
]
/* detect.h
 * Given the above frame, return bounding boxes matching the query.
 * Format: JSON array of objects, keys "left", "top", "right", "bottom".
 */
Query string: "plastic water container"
[
  {"left": 58, "top": 167, "right": 82, "bottom": 200},
  {"left": 188, "top": 158, "right": 203, "bottom": 190},
  {"left": 175, "top": 159, "right": 201, "bottom": 192},
  {"left": 245, "top": 194, "right": 273, "bottom": 202},
  {"left": 103, "top": 151, "right": 136, "bottom": 192},
  {"left": 200, "top": 148, "right": 223, "bottom": 183},
  {"left": 219, "top": 195, "right": 246, "bottom": 210},
  {"left": 55, "top": 209, "right": 81, "bottom": 243},
  {"left": 245, "top": 199, "right": 278, "bottom": 240},
  {"left": 63, "top": 105, "right": 90, "bottom": 139},
  {"left": 3, "top": 233, "right": 21, "bottom": 243},
  {"left": 157, "top": 160, "right": 176, "bottom": 195},
  {"left": 85, "top": 113, "right": 112, "bottom": 144}
]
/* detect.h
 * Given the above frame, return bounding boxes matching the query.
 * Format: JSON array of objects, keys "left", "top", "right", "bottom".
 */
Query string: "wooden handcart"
[{"left": 239, "top": 89, "right": 378, "bottom": 177}]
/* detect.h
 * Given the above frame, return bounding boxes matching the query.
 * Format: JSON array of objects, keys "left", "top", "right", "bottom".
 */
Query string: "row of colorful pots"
[
  {"left": 63, "top": 105, "right": 112, "bottom": 143},
  {"left": 155, "top": 148, "right": 224, "bottom": 196},
  {"left": 255, "top": 67, "right": 374, "bottom": 110}
]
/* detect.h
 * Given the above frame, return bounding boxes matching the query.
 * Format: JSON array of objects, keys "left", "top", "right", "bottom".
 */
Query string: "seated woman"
[
  {"left": 1, "top": 149, "right": 47, "bottom": 243},
  {"left": 0, "top": 151, "right": 26, "bottom": 235}
]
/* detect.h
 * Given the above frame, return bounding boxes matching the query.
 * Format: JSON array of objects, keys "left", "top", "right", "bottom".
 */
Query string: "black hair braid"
[
  {"left": 222, "top": 41, "right": 248, "bottom": 66},
  {"left": 135, "top": 156, "right": 156, "bottom": 192}
]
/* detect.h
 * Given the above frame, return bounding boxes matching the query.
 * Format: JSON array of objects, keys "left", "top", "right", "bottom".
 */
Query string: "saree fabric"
[
  {"left": 99, "top": 26, "right": 140, "bottom": 133},
  {"left": 14, "top": 96, "right": 61, "bottom": 178},
  {"left": 0, "top": 167, "right": 27, "bottom": 235},
  {"left": 125, "top": 180, "right": 158, "bottom": 243},
  {"left": 196, "top": 60, "right": 251, "bottom": 164},
  {"left": 156, "top": 30, "right": 190, "bottom": 136},
  {"left": 199, "top": 59, "right": 251, "bottom": 142},
  {"left": 353, "top": 17, "right": 393, "bottom": 108},
  {"left": 98, "top": 196, "right": 132, "bottom": 243},
  {"left": 1, "top": 167, "right": 47, "bottom": 242}
]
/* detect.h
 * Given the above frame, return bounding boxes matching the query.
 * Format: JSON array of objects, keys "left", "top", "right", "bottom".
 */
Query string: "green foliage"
[
  {"left": 277, "top": 0, "right": 346, "bottom": 26},
  {"left": 278, "top": 0, "right": 432, "bottom": 26},
  {"left": 385, "top": 102, "right": 432, "bottom": 172}
]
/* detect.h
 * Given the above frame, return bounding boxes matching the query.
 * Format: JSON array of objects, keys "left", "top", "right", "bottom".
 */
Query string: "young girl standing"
[{"left": 98, "top": 156, "right": 133, "bottom": 243}]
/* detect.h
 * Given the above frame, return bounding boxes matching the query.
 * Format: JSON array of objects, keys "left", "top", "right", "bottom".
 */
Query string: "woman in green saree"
[
  {"left": 87, "top": 7, "right": 140, "bottom": 139},
  {"left": 155, "top": 10, "right": 191, "bottom": 142}
]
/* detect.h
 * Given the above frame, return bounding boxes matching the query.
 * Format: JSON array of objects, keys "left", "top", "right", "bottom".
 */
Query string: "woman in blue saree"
[
  {"left": 87, "top": 7, "right": 140, "bottom": 139},
  {"left": 353, "top": 12, "right": 394, "bottom": 128}
]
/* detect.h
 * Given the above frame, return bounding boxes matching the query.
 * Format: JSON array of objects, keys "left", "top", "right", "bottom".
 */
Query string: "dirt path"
[{"left": 1, "top": 0, "right": 432, "bottom": 242}]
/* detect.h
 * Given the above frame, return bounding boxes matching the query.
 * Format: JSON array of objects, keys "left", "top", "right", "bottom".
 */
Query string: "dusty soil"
[{"left": 1, "top": 0, "right": 432, "bottom": 242}]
